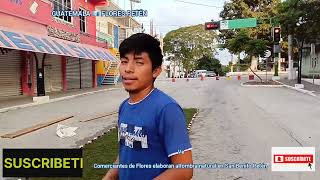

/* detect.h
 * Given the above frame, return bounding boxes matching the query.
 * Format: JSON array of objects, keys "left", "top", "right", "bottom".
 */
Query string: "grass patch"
[
  {"left": 32, "top": 108, "right": 197, "bottom": 180},
  {"left": 184, "top": 108, "right": 197, "bottom": 126}
]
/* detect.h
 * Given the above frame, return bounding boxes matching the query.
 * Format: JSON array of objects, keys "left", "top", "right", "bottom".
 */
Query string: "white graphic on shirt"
[{"left": 119, "top": 123, "right": 148, "bottom": 149}]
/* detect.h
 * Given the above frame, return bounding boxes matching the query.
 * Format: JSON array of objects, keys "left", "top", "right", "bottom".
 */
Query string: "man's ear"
[{"left": 153, "top": 66, "right": 162, "bottom": 78}]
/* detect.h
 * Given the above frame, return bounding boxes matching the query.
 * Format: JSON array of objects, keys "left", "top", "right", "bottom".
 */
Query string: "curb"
[
  {"left": 274, "top": 80, "right": 316, "bottom": 97},
  {"left": 240, "top": 82, "right": 284, "bottom": 88},
  {"left": 0, "top": 88, "right": 121, "bottom": 113},
  {"left": 187, "top": 108, "right": 199, "bottom": 132},
  {"left": 79, "top": 126, "right": 117, "bottom": 149}
]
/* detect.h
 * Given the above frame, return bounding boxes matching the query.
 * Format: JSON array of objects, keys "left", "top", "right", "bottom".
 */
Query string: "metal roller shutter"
[
  {"left": 67, "top": 57, "right": 80, "bottom": 90},
  {"left": 0, "top": 50, "right": 22, "bottom": 98},
  {"left": 44, "top": 54, "right": 62, "bottom": 92},
  {"left": 33, "top": 53, "right": 62, "bottom": 93},
  {"left": 80, "top": 59, "right": 92, "bottom": 88}
]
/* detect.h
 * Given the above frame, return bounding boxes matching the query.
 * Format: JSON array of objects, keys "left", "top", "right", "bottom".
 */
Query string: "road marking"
[{"left": 1, "top": 116, "right": 74, "bottom": 139}]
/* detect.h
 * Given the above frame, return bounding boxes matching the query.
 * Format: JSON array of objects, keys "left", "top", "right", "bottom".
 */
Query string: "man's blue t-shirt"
[{"left": 118, "top": 88, "right": 192, "bottom": 180}]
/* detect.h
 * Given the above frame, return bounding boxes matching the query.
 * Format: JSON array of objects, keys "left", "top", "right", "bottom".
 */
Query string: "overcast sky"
[{"left": 113, "top": 0, "right": 232, "bottom": 65}]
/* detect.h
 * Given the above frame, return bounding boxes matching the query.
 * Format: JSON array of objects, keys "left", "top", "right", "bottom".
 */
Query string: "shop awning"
[{"left": 0, "top": 26, "right": 117, "bottom": 61}]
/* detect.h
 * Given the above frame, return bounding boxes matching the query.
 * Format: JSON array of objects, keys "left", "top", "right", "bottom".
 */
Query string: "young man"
[{"left": 103, "top": 33, "right": 193, "bottom": 180}]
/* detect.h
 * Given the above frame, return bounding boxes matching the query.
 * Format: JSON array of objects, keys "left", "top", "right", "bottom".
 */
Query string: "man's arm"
[
  {"left": 154, "top": 150, "right": 193, "bottom": 180},
  {"left": 102, "top": 155, "right": 119, "bottom": 180}
]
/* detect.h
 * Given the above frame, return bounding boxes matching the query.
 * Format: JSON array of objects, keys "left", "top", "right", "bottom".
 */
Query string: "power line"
[{"left": 175, "top": 0, "right": 223, "bottom": 8}]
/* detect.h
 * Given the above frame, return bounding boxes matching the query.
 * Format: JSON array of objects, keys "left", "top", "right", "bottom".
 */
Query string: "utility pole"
[
  {"left": 288, "top": 35, "right": 295, "bottom": 80},
  {"left": 278, "top": 52, "right": 281, "bottom": 73},
  {"left": 297, "top": 39, "right": 305, "bottom": 85},
  {"left": 311, "top": 43, "right": 317, "bottom": 84},
  {"left": 274, "top": 52, "right": 279, "bottom": 76},
  {"left": 266, "top": 55, "right": 268, "bottom": 82},
  {"left": 237, "top": 53, "right": 240, "bottom": 72},
  {"left": 230, "top": 54, "right": 234, "bottom": 72},
  {"left": 272, "top": 27, "right": 281, "bottom": 78}
]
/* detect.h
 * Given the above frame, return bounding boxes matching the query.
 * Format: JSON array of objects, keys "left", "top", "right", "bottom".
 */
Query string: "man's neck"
[{"left": 129, "top": 85, "right": 155, "bottom": 104}]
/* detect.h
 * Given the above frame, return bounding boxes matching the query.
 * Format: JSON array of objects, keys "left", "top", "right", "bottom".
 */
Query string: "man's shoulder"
[
  {"left": 153, "top": 88, "right": 178, "bottom": 107},
  {"left": 119, "top": 98, "right": 129, "bottom": 113}
]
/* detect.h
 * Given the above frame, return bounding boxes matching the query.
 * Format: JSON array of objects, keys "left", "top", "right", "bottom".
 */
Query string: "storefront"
[
  {"left": 0, "top": 26, "right": 117, "bottom": 98},
  {"left": 66, "top": 57, "right": 81, "bottom": 90},
  {"left": 0, "top": 49, "right": 22, "bottom": 98},
  {"left": 80, "top": 59, "right": 93, "bottom": 88},
  {"left": 66, "top": 58, "right": 94, "bottom": 90}
]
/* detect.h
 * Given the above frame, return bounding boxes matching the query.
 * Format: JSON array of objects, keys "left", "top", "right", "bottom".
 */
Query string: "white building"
[{"left": 163, "top": 56, "right": 185, "bottom": 78}]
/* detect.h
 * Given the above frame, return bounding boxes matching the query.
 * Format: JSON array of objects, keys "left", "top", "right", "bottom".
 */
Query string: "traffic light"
[
  {"left": 273, "top": 27, "right": 281, "bottom": 43},
  {"left": 205, "top": 22, "right": 220, "bottom": 30}
]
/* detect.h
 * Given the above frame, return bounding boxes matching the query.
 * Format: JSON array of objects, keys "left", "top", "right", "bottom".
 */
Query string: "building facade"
[
  {"left": 95, "top": 0, "right": 142, "bottom": 86},
  {"left": 0, "top": 0, "right": 117, "bottom": 99},
  {"left": 301, "top": 42, "right": 320, "bottom": 78}
]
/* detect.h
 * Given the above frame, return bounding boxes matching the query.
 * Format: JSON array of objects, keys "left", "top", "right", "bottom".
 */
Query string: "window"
[
  {"left": 108, "top": 22, "right": 113, "bottom": 35},
  {"left": 53, "top": 0, "right": 72, "bottom": 23},
  {"left": 79, "top": 8, "right": 86, "bottom": 33}
]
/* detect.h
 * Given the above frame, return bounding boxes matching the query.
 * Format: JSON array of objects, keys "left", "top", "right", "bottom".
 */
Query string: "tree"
[
  {"left": 196, "top": 56, "right": 223, "bottom": 75},
  {"left": 222, "top": 65, "right": 231, "bottom": 76},
  {"left": 163, "top": 24, "right": 218, "bottom": 75},
  {"left": 278, "top": 0, "right": 320, "bottom": 83},
  {"left": 279, "top": 0, "right": 320, "bottom": 42},
  {"left": 226, "top": 30, "right": 268, "bottom": 71},
  {"left": 219, "top": 0, "right": 280, "bottom": 71}
]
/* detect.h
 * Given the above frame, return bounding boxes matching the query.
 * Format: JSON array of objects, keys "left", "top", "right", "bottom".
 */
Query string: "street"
[{"left": 1, "top": 77, "right": 320, "bottom": 179}]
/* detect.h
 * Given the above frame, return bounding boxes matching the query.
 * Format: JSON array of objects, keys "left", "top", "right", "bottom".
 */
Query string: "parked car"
[
  {"left": 206, "top": 71, "right": 216, "bottom": 77},
  {"left": 195, "top": 70, "right": 207, "bottom": 78},
  {"left": 188, "top": 72, "right": 196, "bottom": 78}
]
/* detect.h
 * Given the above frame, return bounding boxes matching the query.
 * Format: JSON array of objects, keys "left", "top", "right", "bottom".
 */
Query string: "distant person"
[{"left": 103, "top": 33, "right": 193, "bottom": 180}]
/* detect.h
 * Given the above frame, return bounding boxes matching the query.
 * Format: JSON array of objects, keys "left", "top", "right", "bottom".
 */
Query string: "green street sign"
[{"left": 220, "top": 18, "right": 257, "bottom": 30}]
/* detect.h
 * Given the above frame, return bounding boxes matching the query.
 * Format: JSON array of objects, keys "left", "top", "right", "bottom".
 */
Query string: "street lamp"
[{"left": 294, "top": 17, "right": 308, "bottom": 85}]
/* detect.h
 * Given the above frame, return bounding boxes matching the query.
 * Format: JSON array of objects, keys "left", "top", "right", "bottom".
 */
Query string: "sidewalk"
[
  {"left": 278, "top": 78, "right": 320, "bottom": 94},
  {"left": 0, "top": 84, "right": 122, "bottom": 110},
  {"left": 302, "top": 78, "right": 320, "bottom": 86}
]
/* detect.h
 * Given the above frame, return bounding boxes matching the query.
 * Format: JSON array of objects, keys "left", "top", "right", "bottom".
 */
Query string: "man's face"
[{"left": 119, "top": 52, "right": 160, "bottom": 93}]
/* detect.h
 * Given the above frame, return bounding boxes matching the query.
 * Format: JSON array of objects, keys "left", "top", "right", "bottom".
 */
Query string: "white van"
[{"left": 195, "top": 70, "right": 207, "bottom": 78}]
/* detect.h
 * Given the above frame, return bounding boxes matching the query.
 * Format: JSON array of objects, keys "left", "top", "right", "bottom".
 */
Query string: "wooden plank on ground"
[
  {"left": 1, "top": 116, "right": 74, "bottom": 139},
  {"left": 80, "top": 111, "right": 118, "bottom": 122}
]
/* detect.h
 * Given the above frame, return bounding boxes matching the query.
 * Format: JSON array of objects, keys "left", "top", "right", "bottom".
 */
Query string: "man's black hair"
[{"left": 119, "top": 33, "right": 163, "bottom": 70}]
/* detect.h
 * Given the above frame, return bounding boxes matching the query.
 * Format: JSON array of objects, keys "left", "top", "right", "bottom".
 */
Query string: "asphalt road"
[
  {"left": 183, "top": 77, "right": 320, "bottom": 180},
  {"left": 1, "top": 77, "right": 320, "bottom": 179}
]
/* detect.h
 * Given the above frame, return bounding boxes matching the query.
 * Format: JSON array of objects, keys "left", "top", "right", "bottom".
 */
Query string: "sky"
[{"left": 112, "top": 0, "right": 232, "bottom": 65}]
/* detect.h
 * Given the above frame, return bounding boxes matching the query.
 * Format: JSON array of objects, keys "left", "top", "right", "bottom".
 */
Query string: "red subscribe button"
[{"left": 274, "top": 154, "right": 313, "bottom": 163}]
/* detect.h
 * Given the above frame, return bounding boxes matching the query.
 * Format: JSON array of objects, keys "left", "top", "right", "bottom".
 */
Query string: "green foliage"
[
  {"left": 226, "top": 30, "right": 251, "bottom": 54},
  {"left": 222, "top": 65, "right": 231, "bottom": 76},
  {"left": 226, "top": 30, "right": 268, "bottom": 57},
  {"left": 196, "top": 56, "right": 224, "bottom": 75},
  {"left": 245, "top": 38, "right": 268, "bottom": 57},
  {"left": 276, "top": 0, "right": 320, "bottom": 81},
  {"left": 278, "top": 0, "right": 320, "bottom": 43},
  {"left": 220, "top": 0, "right": 280, "bottom": 39},
  {"left": 163, "top": 24, "right": 218, "bottom": 72},
  {"left": 233, "top": 55, "right": 251, "bottom": 72},
  {"left": 219, "top": 0, "right": 280, "bottom": 68}
]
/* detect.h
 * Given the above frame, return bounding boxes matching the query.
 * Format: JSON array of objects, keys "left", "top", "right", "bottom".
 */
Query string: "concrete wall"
[
  {"left": 302, "top": 52, "right": 320, "bottom": 77},
  {"left": 302, "top": 43, "right": 320, "bottom": 77}
]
